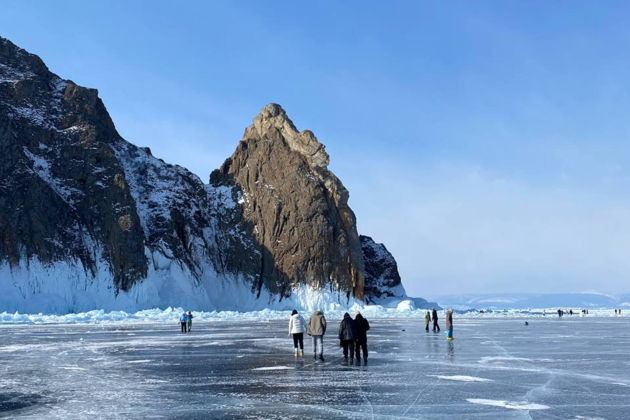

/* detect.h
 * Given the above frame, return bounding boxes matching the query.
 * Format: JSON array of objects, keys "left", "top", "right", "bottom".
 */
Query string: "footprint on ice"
[
  {"left": 429, "top": 375, "right": 493, "bottom": 382},
  {"left": 252, "top": 366, "right": 295, "bottom": 371},
  {"left": 467, "top": 398, "right": 549, "bottom": 410}
]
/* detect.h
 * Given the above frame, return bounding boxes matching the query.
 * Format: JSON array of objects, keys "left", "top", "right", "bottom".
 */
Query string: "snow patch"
[
  {"left": 466, "top": 398, "right": 549, "bottom": 410},
  {"left": 430, "top": 375, "right": 493, "bottom": 382},
  {"left": 23, "top": 146, "right": 83, "bottom": 205},
  {"left": 252, "top": 366, "right": 295, "bottom": 371}
]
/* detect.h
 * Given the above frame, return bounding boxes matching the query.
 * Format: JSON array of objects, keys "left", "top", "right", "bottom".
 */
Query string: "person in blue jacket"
[{"left": 180, "top": 312, "right": 188, "bottom": 333}]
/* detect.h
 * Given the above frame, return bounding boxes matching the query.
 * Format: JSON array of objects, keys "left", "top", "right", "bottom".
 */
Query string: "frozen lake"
[{"left": 1, "top": 317, "right": 629, "bottom": 419}]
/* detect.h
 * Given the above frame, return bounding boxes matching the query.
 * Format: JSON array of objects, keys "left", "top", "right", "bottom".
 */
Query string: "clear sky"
[{"left": 3, "top": 1, "right": 630, "bottom": 298}]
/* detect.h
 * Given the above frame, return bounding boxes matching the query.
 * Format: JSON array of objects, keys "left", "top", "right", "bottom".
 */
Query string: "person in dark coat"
[
  {"left": 432, "top": 308, "right": 440, "bottom": 333},
  {"left": 354, "top": 312, "right": 370, "bottom": 363},
  {"left": 338, "top": 312, "right": 356, "bottom": 363}
]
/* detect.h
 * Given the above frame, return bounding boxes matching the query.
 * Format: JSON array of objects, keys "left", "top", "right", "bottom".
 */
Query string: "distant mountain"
[
  {"left": 0, "top": 37, "right": 406, "bottom": 313},
  {"left": 434, "top": 293, "right": 630, "bottom": 310}
]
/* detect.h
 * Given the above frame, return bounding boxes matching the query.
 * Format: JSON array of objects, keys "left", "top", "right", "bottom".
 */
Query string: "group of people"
[
  {"left": 288, "top": 310, "right": 371, "bottom": 364},
  {"left": 179, "top": 307, "right": 453, "bottom": 361},
  {"left": 423, "top": 308, "right": 454, "bottom": 340},
  {"left": 614, "top": 309, "right": 623, "bottom": 315},
  {"left": 179, "top": 311, "right": 193, "bottom": 333}
]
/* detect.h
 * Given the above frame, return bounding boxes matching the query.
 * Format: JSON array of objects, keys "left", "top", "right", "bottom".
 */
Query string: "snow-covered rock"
[{"left": 0, "top": 36, "right": 409, "bottom": 314}]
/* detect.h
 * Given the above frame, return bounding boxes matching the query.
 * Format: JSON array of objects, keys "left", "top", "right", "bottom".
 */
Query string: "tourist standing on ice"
[
  {"left": 338, "top": 312, "right": 356, "bottom": 363},
  {"left": 354, "top": 312, "right": 370, "bottom": 363},
  {"left": 307, "top": 310, "right": 327, "bottom": 361},
  {"left": 288, "top": 309, "right": 307, "bottom": 356},
  {"left": 432, "top": 308, "right": 440, "bottom": 332},
  {"left": 187, "top": 311, "right": 193, "bottom": 332},
  {"left": 445, "top": 309, "right": 454, "bottom": 341},
  {"left": 424, "top": 311, "right": 431, "bottom": 332},
  {"left": 180, "top": 312, "right": 188, "bottom": 333}
]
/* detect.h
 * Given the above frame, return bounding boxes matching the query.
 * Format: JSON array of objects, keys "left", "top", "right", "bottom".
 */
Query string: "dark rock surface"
[
  {"left": 211, "top": 104, "right": 365, "bottom": 300},
  {"left": 360, "top": 235, "right": 406, "bottom": 302}
]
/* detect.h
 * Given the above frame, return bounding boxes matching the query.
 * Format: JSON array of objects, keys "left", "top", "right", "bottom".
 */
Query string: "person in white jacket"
[{"left": 288, "top": 309, "right": 307, "bottom": 356}]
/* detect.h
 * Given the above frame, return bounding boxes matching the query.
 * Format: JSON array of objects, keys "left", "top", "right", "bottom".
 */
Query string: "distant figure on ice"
[
  {"left": 424, "top": 311, "right": 431, "bottom": 332},
  {"left": 307, "top": 310, "right": 327, "bottom": 361},
  {"left": 557, "top": 309, "right": 563, "bottom": 318},
  {"left": 524, "top": 321, "right": 529, "bottom": 326},
  {"left": 569, "top": 309, "right": 573, "bottom": 316},
  {"left": 615, "top": 309, "right": 618, "bottom": 315},
  {"left": 338, "top": 312, "right": 356, "bottom": 364},
  {"left": 445, "top": 309, "right": 454, "bottom": 341},
  {"left": 432, "top": 308, "right": 440, "bottom": 333},
  {"left": 288, "top": 309, "right": 306, "bottom": 357},
  {"left": 187, "top": 311, "right": 193, "bottom": 332},
  {"left": 354, "top": 312, "right": 370, "bottom": 364},
  {"left": 180, "top": 312, "right": 188, "bottom": 333}
]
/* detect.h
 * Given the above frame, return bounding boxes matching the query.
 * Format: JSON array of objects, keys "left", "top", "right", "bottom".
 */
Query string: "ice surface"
[{"left": 1, "top": 317, "right": 629, "bottom": 418}]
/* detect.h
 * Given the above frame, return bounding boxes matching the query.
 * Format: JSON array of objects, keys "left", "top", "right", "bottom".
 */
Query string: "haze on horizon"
[{"left": 3, "top": 1, "right": 630, "bottom": 298}]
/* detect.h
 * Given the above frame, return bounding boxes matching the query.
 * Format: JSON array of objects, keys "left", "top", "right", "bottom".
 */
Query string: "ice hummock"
[{"left": 0, "top": 305, "right": 626, "bottom": 325}]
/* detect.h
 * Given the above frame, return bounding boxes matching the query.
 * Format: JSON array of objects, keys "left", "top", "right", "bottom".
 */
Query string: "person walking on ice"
[
  {"left": 338, "top": 312, "right": 356, "bottom": 364},
  {"left": 288, "top": 309, "right": 307, "bottom": 356},
  {"left": 187, "top": 311, "right": 193, "bottom": 332},
  {"left": 180, "top": 312, "right": 188, "bottom": 334},
  {"left": 354, "top": 312, "right": 370, "bottom": 364},
  {"left": 307, "top": 310, "right": 327, "bottom": 361},
  {"left": 424, "top": 311, "right": 431, "bottom": 332},
  {"left": 432, "top": 308, "right": 440, "bottom": 333},
  {"left": 445, "top": 309, "right": 454, "bottom": 341}
]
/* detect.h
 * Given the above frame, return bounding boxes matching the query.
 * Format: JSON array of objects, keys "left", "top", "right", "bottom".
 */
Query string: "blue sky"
[{"left": 3, "top": 1, "right": 630, "bottom": 297}]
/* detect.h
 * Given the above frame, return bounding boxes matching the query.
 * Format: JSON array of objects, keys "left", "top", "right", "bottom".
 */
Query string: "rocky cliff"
[
  {"left": 0, "top": 37, "right": 406, "bottom": 313},
  {"left": 210, "top": 104, "right": 365, "bottom": 301}
]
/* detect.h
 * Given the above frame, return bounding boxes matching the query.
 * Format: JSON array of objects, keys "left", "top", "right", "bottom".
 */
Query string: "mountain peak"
[
  {"left": 247, "top": 103, "right": 330, "bottom": 169},
  {"left": 256, "top": 102, "right": 287, "bottom": 119},
  {"left": 0, "top": 37, "right": 50, "bottom": 80}
]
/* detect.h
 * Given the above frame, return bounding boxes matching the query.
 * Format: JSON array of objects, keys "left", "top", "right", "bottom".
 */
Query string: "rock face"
[
  {"left": 0, "top": 37, "right": 147, "bottom": 290},
  {"left": 360, "top": 235, "right": 406, "bottom": 302},
  {"left": 0, "top": 37, "right": 405, "bottom": 313},
  {"left": 210, "top": 104, "right": 365, "bottom": 300}
]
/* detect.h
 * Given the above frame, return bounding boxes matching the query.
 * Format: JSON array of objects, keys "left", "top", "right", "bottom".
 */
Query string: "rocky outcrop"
[
  {"left": 360, "top": 235, "right": 406, "bottom": 302},
  {"left": 210, "top": 104, "right": 365, "bottom": 300},
  {"left": 0, "top": 38, "right": 146, "bottom": 290},
  {"left": 0, "top": 37, "right": 405, "bottom": 312}
]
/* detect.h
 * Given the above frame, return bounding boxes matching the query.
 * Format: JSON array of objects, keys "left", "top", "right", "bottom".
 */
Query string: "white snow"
[
  {"left": 22, "top": 146, "right": 84, "bottom": 205},
  {"left": 252, "top": 366, "right": 295, "bottom": 371},
  {"left": 466, "top": 398, "right": 550, "bottom": 410}
]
